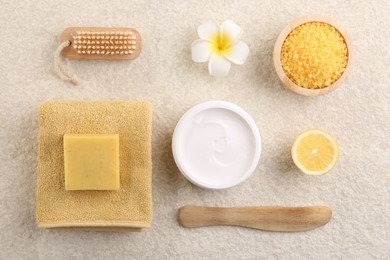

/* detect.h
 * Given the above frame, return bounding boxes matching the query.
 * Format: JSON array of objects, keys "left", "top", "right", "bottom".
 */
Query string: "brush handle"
[{"left": 179, "top": 205, "right": 332, "bottom": 232}]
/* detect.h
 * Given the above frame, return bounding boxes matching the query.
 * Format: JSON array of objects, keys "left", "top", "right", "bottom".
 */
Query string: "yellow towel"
[{"left": 36, "top": 101, "right": 153, "bottom": 231}]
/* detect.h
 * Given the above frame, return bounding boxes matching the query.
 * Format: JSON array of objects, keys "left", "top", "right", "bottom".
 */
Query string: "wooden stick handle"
[{"left": 179, "top": 205, "right": 332, "bottom": 232}]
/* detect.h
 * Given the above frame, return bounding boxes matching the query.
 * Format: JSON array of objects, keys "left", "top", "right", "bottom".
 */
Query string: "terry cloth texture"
[
  {"left": 36, "top": 101, "right": 153, "bottom": 230},
  {"left": 1, "top": 0, "right": 389, "bottom": 259}
]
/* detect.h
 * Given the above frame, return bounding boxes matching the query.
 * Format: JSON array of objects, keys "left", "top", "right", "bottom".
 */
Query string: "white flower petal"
[
  {"left": 220, "top": 20, "right": 241, "bottom": 43},
  {"left": 222, "top": 41, "right": 249, "bottom": 65},
  {"left": 197, "top": 21, "right": 220, "bottom": 41},
  {"left": 208, "top": 53, "right": 231, "bottom": 77},
  {"left": 191, "top": 40, "right": 213, "bottom": 62}
]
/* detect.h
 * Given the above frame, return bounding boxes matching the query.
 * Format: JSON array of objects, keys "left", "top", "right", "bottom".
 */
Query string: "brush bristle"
[{"left": 72, "top": 31, "right": 137, "bottom": 55}]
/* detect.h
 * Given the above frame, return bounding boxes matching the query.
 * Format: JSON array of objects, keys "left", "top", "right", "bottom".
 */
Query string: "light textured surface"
[{"left": 0, "top": 0, "right": 389, "bottom": 259}]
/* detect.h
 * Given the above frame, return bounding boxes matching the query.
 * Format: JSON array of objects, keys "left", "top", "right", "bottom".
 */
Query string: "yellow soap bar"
[{"left": 63, "top": 134, "right": 120, "bottom": 190}]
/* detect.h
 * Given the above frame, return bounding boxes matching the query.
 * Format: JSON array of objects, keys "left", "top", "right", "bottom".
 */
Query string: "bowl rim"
[
  {"left": 172, "top": 100, "right": 262, "bottom": 190},
  {"left": 273, "top": 15, "right": 353, "bottom": 96}
]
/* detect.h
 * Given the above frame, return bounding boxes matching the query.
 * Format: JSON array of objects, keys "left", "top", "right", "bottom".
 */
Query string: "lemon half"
[{"left": 291, "top": 129, "right": 339, "bottom": 175}]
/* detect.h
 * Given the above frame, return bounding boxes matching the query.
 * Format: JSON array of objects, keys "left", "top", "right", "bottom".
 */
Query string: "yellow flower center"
[{"left": 211, "top": 32, "right": 232, "bottom": 55}]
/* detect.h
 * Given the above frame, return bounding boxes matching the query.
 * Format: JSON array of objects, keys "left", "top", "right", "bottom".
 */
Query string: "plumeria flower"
[{"left": 191, "top": 20, "right": 249, "bottom": 77}]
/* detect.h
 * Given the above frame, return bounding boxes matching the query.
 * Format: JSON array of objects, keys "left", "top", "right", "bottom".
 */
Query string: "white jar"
[{"left": 172, "top": 101, "right": 261, "bottom": 190}]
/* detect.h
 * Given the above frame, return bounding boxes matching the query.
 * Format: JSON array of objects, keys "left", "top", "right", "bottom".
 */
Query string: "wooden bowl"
[{"left": 273, "top": 15, "right": 353, "bottom": 96}]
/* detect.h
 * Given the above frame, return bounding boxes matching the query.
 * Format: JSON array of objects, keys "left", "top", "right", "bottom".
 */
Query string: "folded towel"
[{"left": 36, "top": 101, "right": 153, "bottom": 231}]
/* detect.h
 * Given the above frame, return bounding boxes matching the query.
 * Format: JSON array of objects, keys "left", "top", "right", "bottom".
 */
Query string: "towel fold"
[{"left": 36, "top": 101, "right": 153, "bottom": 231}]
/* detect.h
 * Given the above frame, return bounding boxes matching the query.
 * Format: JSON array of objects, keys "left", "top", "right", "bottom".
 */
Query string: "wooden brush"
[
  {"left": 54, "top": 27, "right": 142, "bottom": 84},
  {"left": 59, "top": 27, "right": 142, "bottom": 60},
  {"left": 179, "top": 205, "right": 332, "bottom": 232}
]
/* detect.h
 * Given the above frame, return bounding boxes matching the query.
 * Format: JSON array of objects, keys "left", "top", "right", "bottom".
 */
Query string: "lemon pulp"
[{"left": 291, "top": 129, "right": 339, "bottom": 175}]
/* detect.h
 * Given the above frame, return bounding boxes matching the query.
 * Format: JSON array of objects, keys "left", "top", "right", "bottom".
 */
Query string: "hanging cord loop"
[{"left": 53, "top": 41, "right": 81, "bottom": 85}]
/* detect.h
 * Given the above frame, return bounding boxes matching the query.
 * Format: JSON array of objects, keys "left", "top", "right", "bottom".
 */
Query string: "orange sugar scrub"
[{"left": 280, "top": 22, "right": 348, "bottom": 89}]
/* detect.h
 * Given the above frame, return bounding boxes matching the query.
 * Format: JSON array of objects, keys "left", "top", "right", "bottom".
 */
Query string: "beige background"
[{"left": 1, "top": 0, "right": 389, "bottom": 259}]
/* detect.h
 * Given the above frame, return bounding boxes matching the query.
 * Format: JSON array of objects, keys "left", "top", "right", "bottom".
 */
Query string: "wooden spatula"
[{"left": 178, "top": 205, "right": 332, "bottom": 232}]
